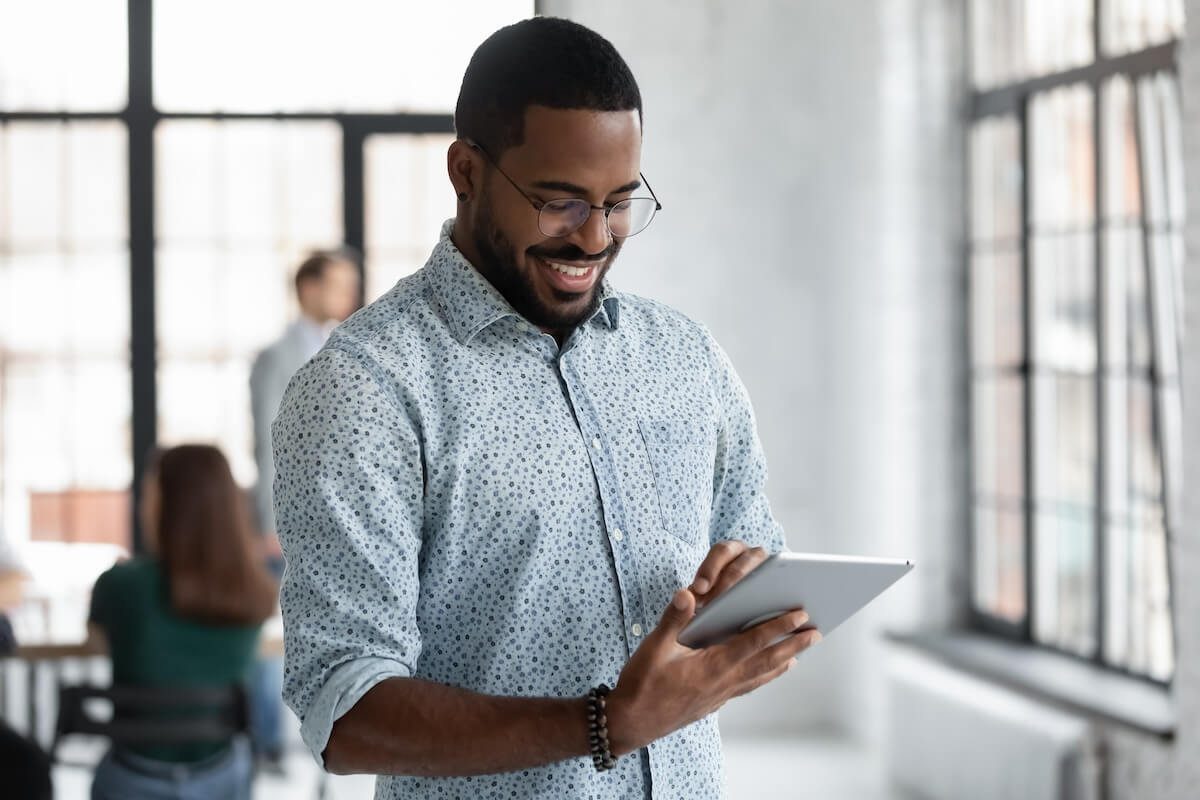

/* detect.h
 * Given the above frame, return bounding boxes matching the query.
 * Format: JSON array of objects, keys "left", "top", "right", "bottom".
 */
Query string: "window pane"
[
  {"left": 1159, "top": 383, "right": 1182, "bottom": 525},
  {"left": 0, "top": 122, "right": 131, "bottom": 553},
  {"left": 365, "top": 133, "right": 457, "bottom": 302},
  {"left": 1101, "top": 77, "right": 1140, "bottom": 222},
  {"left": 1104, "top": 514, "right": 1174, "bottom": 680},
  {"left": 1032, "top": 373, "right": 1096, "bottom": 508},
  {"left": 154, "top": 0, "right": 534, "bottom": 112},
  {"left": 973, "top": 504, "right": 1027, "bottom": 623},
  {"left": 972, "top": 250, "right": 1024, "bottom": 368},
  {"left": 1025, "top": 0, "right": 1094, "bottom": 79},
  {"left": 155, "top": 121, "right": 341, "bottom": 487},
  {"left": 1030, "top": 85, "right": 1095, "bottom": 230},
  {"left": 970, "top": 116, "right": 1022, "bottom": 242},
  {"left": 973, "top": 376, "right": 1025, "bottom": 501},
  {"left": 1103, "top": 226, "right": 1151, "bottom": 370},
  {"left": 0, "top": 0, "right": 127, "bottom": 111},
  {"left": 970, "top": 0, "right": 1093, "bottom": 90},
  {"left": 1102, "top": 0, "right": 1186, "bottom": 56},
  {"left": 1031, "top": 233, "right": 1096, "bottom": 371},
  {"left": 1033, "top": 508, "right": 1097, "bottom": 657}
]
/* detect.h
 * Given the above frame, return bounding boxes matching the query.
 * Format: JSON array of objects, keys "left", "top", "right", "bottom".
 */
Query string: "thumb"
[{"left": 656, "top": 589, "right": 696, "bottom": 637}]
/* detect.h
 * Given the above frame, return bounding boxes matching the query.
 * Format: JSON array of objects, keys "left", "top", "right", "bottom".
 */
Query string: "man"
[
  {"left": 248, "top": 248, "right": 360, "bottom": 770},
  {"left": 251, "top": 249, "right": 362, "bottom": 543},
  {"left": 273, "top": 17, "right": 818, "bottom": 799}
]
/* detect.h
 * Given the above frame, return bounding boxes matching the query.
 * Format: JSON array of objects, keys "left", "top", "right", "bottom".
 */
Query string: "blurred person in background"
[
  {"left": 87, "top": 445, "right": 278, "bottom": 800},
  {"left": 248, "top": 247, "right": 361, "bottom": 772},
  {"left": 0, "top": 531, "right": 53, "bottom": 800}
]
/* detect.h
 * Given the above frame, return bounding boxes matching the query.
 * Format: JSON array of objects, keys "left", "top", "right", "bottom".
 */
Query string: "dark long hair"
[{"left": 151, "top": 445, "right": 277, "bottom": 626}]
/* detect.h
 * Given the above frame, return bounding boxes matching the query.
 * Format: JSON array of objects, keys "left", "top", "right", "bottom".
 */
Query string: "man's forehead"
[{"left": 503, "top": 106, "right": 642, "bottom": 177}]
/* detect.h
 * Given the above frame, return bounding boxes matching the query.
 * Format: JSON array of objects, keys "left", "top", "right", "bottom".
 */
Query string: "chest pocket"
[{"left": 638, "top": 419, "right": 714, "bottom": 546}]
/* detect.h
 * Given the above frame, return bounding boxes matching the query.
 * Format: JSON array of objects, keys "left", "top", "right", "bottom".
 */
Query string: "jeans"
[
  {"left": 249, "top": 655, "right": 284, "bottom": 754},
  {"left": 249, "top": 554, "right": 286, "bottom": 755},
  {"left": 91, "top": 737, "right": 252, "bottom": 800}
]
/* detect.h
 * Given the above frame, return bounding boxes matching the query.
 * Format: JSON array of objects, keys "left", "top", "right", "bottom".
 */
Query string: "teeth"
[{"left": 547, "top": 261, "right": 592, "bottom": 278}]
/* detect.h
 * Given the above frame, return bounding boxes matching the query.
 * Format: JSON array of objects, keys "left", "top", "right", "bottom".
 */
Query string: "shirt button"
[
  {"left": 592, "top": 437, "right": 601, "bottom": 450},
  {"left": 612, "top": 528, "right": 623, "bottom": 542},
  {"left": 631, "top": 623, "right": 644, "bottom": 637}
]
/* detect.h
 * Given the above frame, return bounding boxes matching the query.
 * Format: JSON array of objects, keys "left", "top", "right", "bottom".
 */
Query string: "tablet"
[{"left": 677, "top": 552, "right": 914, "bottom": 649}]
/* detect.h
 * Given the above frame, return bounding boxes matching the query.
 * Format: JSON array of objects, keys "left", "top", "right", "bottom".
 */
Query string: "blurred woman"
[{"left": 87, "top": 445, "right": 278, "bottom": 800}]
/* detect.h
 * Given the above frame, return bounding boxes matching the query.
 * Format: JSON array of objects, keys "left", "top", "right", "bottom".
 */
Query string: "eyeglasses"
[{"left": 469, "top": 142, "right": 662, "bottom": 238}]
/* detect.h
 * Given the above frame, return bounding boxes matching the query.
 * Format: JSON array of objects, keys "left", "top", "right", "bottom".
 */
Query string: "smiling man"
[{"left": 272, "top": 17, "right": 817, "bottom": 800}]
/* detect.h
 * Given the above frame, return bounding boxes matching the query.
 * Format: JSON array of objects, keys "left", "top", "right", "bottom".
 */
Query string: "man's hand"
[
  {"left": 689, "top": 539, "right": 770, "bottom": 609},
  {"left": 604, "top": 583, "right": 820, "bottom": 756}
]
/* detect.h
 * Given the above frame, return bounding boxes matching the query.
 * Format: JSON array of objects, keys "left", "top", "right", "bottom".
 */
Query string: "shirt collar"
[
  {"left": 292, "top": 316, "right": 330, "bottom": 360},
  {"left": 427, "top": 218, "right": 620, "bottom": 344}
]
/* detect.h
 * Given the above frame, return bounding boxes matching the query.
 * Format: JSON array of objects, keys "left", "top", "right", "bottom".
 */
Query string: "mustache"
[{"left": 527, "top": 243, "right": 618, "bottom": 263}]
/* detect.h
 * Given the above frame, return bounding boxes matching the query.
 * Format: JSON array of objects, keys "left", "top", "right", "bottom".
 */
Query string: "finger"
[
  {"left": 700, "top": 546, "right": 768, "bottom": 603},
  {"left": 690, "top": 540, "right": 748, "bottom": 595},
  {"left": 737, "top": 628, "right": 822, "bottom": 682},
  {"left": 731, "top": 655, "right": 797, "bottom": 699},
  {"left": 655, "top": 589, "right": 697, "bottom": 641},
  {"left": 717, "top": 608, "right": 811, "bottom": 665}
]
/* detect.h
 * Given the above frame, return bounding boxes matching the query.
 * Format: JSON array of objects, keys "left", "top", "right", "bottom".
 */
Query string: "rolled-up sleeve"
[
  {"left": 271, "top": 341, "right": 425, "bottom": 767},
  {"left": 702, "top": 329, "right": 786, "bottom": 554}
]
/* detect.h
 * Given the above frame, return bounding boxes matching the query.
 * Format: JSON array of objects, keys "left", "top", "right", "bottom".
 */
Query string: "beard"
[{"left": 471, "top": 196, "right": 621, "bottom": 333}]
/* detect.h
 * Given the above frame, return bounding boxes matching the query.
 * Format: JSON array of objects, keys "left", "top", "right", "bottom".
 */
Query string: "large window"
[
  {"left": 0, "top": 0, "right": 528, "bottom": 620},
  {"left": 969, "top": 0, "right": 1183, "bottom": 682}
]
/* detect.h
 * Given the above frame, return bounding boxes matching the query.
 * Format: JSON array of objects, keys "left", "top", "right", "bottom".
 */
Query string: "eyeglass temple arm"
[{"left": 639, "top": 173, "right": 663, "bottom": 210}]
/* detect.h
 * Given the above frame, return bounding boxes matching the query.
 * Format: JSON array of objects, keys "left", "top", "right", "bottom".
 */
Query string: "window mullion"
[
  {"left": 1019, "top": 92, "right": 1035, "bottom": 643},
  {"left": 1092, "top": 75, "right": 1107, "bottom": 668}
]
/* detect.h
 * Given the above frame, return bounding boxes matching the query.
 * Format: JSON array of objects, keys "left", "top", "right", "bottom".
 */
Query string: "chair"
[{"left": 50, "top": 683, "right": 250, "bottom": 768}]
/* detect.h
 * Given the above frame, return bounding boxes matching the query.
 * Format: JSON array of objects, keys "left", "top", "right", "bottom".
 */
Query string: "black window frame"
[
  {"left": 0, "top": 0, "right": 460, "bottom": 551},
  {"left": 967, "top": 3, "right": 1181, "bottom": 685}
]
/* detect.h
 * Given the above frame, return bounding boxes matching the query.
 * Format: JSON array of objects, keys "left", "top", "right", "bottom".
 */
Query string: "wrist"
[{"left": 602, "top": 685, "right": 641, "bottom": 757}]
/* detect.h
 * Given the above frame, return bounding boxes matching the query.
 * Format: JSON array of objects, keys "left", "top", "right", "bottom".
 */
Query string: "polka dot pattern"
[{"left": 273, "top": 220, "right": 784, "bottom": 799}]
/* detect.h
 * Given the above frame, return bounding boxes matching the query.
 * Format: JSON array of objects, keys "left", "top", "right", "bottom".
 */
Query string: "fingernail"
[
  {"left": 672, "top": 590, "right": 689, "bottom": 610},
  {"left": 692, "top": 578, "right": 710, "bottom": 593},
  {"left": 787, "top": 658, "right": 797, "bottom": 670},
  {"left": 812, "top": 631, "right": 823, "bottom": 644}
]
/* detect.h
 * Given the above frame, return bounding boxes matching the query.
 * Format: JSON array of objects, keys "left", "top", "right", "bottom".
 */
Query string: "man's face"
[
  {"left": 319, "top": 259, "right": 361, "bottom": 323},
  {"left": 468, "top": 106, "right": 642, "bottom": 334}
]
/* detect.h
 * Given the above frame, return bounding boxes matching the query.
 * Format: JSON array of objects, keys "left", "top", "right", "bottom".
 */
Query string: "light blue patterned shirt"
[{"left": 273, "top": 220, "right": 785, "bottom": 799}]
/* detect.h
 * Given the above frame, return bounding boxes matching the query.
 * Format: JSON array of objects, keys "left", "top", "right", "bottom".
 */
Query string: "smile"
[{"left": 546, "top": 261, "right": 595, "bottom": 277}]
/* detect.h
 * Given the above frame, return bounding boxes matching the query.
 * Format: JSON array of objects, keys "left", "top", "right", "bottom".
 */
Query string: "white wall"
[{"left": 541, "top": 0, "right": 968, "bottom": 740}]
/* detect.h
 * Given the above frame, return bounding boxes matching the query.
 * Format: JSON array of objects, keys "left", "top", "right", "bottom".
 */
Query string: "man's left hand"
[{"left": 688, "top": 539, "right": 771, "bottom": 609}]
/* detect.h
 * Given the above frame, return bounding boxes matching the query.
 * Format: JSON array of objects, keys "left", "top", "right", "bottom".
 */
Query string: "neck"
[{"left": 449, "top": 215, "right": 482, "bottom": 273}]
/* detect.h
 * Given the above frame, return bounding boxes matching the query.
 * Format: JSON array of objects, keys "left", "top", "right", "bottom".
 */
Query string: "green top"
[{"left": 87, "top": 557, "right": 262, "bottom": 763}]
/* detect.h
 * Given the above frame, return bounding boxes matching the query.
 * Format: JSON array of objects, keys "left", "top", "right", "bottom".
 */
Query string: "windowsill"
[{"left": 886, "top": 630, "right": 1176, "bottom": 739}]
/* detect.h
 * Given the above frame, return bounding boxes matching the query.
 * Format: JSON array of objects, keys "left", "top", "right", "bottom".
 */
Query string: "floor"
[{"left": 53, "top": 732, "right": 907, "bottom": 799}]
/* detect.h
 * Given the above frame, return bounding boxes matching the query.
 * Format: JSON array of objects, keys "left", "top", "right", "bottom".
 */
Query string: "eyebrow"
[{"left": 530, "top": 177, "right": 643, "bottom": 196}]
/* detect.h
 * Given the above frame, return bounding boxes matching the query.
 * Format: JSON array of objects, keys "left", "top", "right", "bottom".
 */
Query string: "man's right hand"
[{"left": 604, "top": 588, "right": 820, "bottom": 756}]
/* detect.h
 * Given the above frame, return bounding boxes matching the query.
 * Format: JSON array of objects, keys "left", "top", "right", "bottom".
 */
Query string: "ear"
[{"left": 447, "top": 140, "right": 484, "bottom": 203}]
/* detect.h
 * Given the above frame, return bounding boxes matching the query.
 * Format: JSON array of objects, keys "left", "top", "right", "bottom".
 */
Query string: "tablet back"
[{"left": 677, "top": 552, "right": 913, "bottom": 649}]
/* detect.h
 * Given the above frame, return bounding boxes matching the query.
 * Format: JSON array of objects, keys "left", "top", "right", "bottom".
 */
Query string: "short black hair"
[{"left": 454, "top": 17, "right": 642, "bottom": 157}]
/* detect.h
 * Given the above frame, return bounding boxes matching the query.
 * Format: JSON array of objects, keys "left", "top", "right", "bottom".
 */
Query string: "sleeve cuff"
[{"left": 299, "top": 656, "right": 413, "bottom": 769}]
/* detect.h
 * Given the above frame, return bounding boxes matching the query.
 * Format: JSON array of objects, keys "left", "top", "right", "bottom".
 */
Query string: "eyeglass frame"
[{"left": 466, "top": 141, "right": 662, "bottom": 238}]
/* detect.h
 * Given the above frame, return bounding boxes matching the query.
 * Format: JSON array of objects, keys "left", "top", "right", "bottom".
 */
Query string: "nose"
[{"left": 568, "top": 206, "right": 612, "bottom": 257}]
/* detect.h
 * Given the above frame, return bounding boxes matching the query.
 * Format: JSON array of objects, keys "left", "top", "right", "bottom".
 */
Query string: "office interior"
[{"left": 0, "top": 1, "right": 1196, "bottom": 798}]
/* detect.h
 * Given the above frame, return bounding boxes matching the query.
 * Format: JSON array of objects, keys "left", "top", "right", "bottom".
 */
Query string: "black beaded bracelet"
[{"left": 587, "top": 683, "right": 616, "bottom": 771}]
